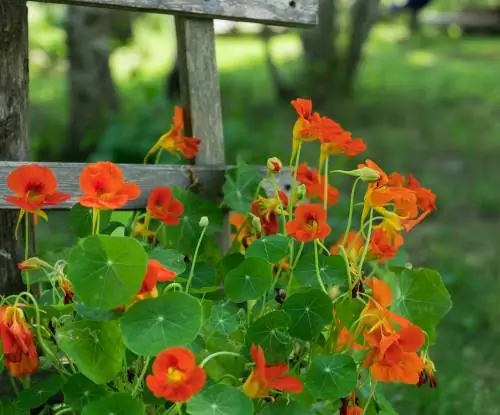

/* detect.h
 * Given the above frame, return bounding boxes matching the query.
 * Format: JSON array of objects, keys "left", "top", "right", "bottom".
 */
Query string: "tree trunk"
[
  {"left": 63, "top": 6, "right": 119, "bottom": 162},
  {"left": 298, "top": 0, "right": 338, "bottom": 107},
  {"left": 0, "top": 0, "right": 34, "bottom": 295},
  {"left": 343, "top": 0, "right": 380, "bottom": 95}
]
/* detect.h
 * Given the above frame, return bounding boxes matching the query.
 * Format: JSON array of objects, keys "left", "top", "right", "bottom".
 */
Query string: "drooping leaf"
[
  {"left": 69, "top": 203, "right": 112, "bottom": 238},
  {"left": 224, "top": 257, "right": 273, "bottom": 302},
  {"left": 67, "top": 235, "right": 148, "bottom": 310},
  {"left": 56, "top": 320, "right": 125, "bottom": 384},
  {"left": 246, "top": 311, "right": 293, "bottom": 364},
  {"left": 304, "top": 354, "right": 357, "bottom": 400},
  {"left": 246, "top": 234, "right": 289, "bottom": 264},
  {"left": 159, "top": 188, "right": 223, "bottom": 255},
  {"left": 390, "top": 268, "right": 452, "bottom": 337},
  {"left": 63, "top": 374, "right": 109, "bottom": 411},
  {"left": 148, "top": 248, "right": 186, "bottom": 274},
  {"left": 17, "top": 376, "right": 64, "bottom": 409},
  {"left": 187, "top": 384, "right": 254, "bottom": 415},
  {"left": 283, "top": 290, "right": 333, "bottom": 340},
  {"left": 120, "top": 292, "right": 203, "bottom": 356},
  {"left": 294, "top": 254, "right": 347, "bottom": 288},
  {"left": 223, "top": 157, "right": 262, "bottom": 213},
  {"left": 82, "top": 393, "right": 145, "bottom": 415}
]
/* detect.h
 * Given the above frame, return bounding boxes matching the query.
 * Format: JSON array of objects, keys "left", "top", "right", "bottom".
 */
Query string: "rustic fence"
[{"left": 0, "top": 0, "right": 319, "bottom": 294}]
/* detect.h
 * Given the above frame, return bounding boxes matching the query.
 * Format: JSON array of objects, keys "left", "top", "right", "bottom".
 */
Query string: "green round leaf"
[
  {"left": 67, "top": 235, "right": 148, "bottom": 310},
  {"left": 294, "top": 254, "right": 347, "bottom": 288},
  {"left": 224, "top": 257, "right": 273, "bottom": 302},
  {"left": 246, "top": 311, "right": 293, "bottom": 364},
  {"left": 120, "top": 292, "right": 203, "bottom": 356},
  {"left": 187, "top": 384, "right": 254, "bottom": 415},
  {"left": 82, "top": 393, "right": 145, "bottom": 415},
  {"left": 218, "top": 253, "right": 245, "bottom": 278},
  {"left": 206, "top": 304, "right": 241, "bottom": 335},
  {"left": 258, "top": 401, "right": 315, "bottom": 415},
  {"left": 283, "top": 290, "right": 333, "bottom": 340},
  {"left": 304, "top": 354, "right": 357, "bottom": 400},
  {"left": 74, "top": 298, "right": 123, "bottom": 321},
  {"left": 190, "top": 262, "right": 220, "bottom": 293},
  {"left": 63, "top": 374, "right": 109, "bottom": 411},
  {"left": 56, "top": 320, "right": 125, "bottom": 384},
  {"left": 390, "top": 268, "right": 452, "bottom": 337},
  {"left": 70, "top": 202, "right": 111, "bottom": 238},
  {"left": 18, "top": 376, "right": 64, "bottom": 409},
  {"left": 246, "top": 235, "right": 289, "bottom": 264},
  {"left": 149, "top": 248, "right": 186, "bottom": 274},
  {"left": 223, "top": 157, "right": 262, "bottom": 213}
]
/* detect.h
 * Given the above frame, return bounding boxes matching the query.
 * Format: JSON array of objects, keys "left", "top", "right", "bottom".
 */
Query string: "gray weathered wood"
[
  {"left": 175, "top": 16, "right": 229, "bottom": 250},
  {"left": 0, "top": 0, "right": 34, "bottom": 295},
  {"left": 34, "top": 0, "right": 319, "bottom": 26},
  {"left": 0, "top": 162, "right": 227, "bottom": 210}
]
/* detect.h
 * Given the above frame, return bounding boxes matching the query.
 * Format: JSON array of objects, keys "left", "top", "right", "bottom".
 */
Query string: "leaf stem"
[
  {"left": 185, "top": 226, "right": 207, "bottom": 293},
  {"left": 199, "top": 351, "right": 241, "bottom": 368},
  {"left": 358, "top": 209, "right": 374, "bottom": 274},
  {"left": 342, "top": 177, "right": 361, "bottom": 246},
  {"left": 362, "top": 380, "right": 377, "bottom": 415},
  {"left": 131, "top": 356, "right": 151, "bottom": 396},
  {"left": 314, "top": 240, "right": 328, "bottom": 294}
]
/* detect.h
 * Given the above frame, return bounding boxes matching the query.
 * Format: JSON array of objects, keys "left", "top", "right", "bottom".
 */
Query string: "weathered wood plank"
[
  {"left": 0, "top": 163, "right": 227, "bottom": 210},
  {"left": 0, "top": 0, "right": 34, "bottom": 295},
  {"left": 34, "top": 0, "right": 318, "bottom": 27},
  {"left": 175, "top": 16, "right": 228, "bottom": 250}
]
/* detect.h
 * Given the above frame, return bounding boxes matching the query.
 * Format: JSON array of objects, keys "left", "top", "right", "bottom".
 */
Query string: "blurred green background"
[{"left": 28, "top": 1, "right": 500, "bottom": 414}]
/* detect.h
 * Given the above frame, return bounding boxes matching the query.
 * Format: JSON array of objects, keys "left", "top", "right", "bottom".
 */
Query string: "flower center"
[
  {"left": 166, "top": 367, "right": 186, "bottom": 385},
  {"left": 306, "top": 215, "right": 318, "bottom": 230},
  {"left": 25, "top": 182, "right": 44, "bottom": 199}
]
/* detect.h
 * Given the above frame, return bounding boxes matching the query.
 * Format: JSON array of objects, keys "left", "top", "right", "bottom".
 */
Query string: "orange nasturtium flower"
[
  {"left": 295, "top": 163, "right": 340, "bottom": 206},
  {"left": 4, "top": 164, "right": 70, "bottom": 234},
  {"left": 0, "top": 305, "right": 39, "bottom": 378},
  {"left": 146, "top": 347, "right": 206, "bottom": 402},
  {"left": 146, "top": 187, "right": 184, "bottom": 227},
  {"left": 243, "top": 344, "right": 303, "bottom": 399},
  {"left": 330, "top": 231, "right": 364, "bottom": 262},
  {"left": 368, "top": 226, "right": 404, "bottom": 263},
  {"left": 144, "top": 106, "right": 201, "bottom": 162},
  {"left": 136, "top": 260, "right": 177, "bottom": 300},
  {"left": 251, "top": 191, "right": 288, "bottom": 236},
  {"left": 286, "top": 203, "right": 331, "bottom": 243},
  {"left": 290, "top": 98, "right": 323, "bottom": 162},
  {"left": 230, "top": 212, "right": 259, "bottom": 250},
  {"left": 340, "top": 392, "right": 363, "bottom": 415}
]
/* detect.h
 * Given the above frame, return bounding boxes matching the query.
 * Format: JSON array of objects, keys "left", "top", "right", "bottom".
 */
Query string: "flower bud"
[
  {"left": 17, "top": 257, "right": 51, "bottom": 272},
  {"left": 296, "top": 184, "right": 307, "bottom": 201},
  {"left": 199, "top": 216, "right": 209, "bottom": 228},
  {"left": 250, "top": 214, "right": 262, "bottom": 234},
  {"left": 351, "top": 167, "right": 380, "bottom": 183},
  {"left": 266, "top": 157, "right": 282, "bottom": 173}
]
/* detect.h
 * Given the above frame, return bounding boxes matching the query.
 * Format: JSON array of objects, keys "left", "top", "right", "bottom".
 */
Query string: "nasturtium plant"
[{"left": 1, "top": 100, "right": 450, "bottom": 415}]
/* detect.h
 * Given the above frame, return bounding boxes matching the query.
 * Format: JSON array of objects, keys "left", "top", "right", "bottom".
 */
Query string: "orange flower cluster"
[
  {"left": 229, "top": 212, "right": 259, "bottom": 250},
  {"left": 147, "top": 347, "right": 206, "bottom": 402},
  {"left": 291, "top": 98, "right": 366, "bottom": 167},
  {"left": 144, "top": 106, "right": 201, "bottom": 162},
  {"left": 0, "top": 305, "right": 39, "bottom": 378},
  {"left": 242, "top": 344, "right": 303, "bottom": 399},
  {"left": 295, "top": 163, "right": 339, "bottom": 206}
]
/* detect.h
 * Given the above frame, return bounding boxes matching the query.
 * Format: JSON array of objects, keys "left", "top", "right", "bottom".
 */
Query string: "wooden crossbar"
[
  {"left": 0, "top": 163, "right": 227, "bottom": 210},
  {"left": 34, "top": 0, "right": 319, "bottom": 26}
]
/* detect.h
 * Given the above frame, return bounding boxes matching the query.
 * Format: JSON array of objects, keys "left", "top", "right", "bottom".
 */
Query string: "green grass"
[{"left": 27, "top": 5, "right": 500, "bottom": 414}]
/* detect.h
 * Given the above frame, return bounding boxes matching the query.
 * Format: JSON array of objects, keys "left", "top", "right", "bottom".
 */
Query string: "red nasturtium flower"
[
  {"left": 146, "top": 187, "right": 184, "bottom": 226},
  {"left": 136, "top": 260, "right": 177, "bottom": 300},
  {"left": 286, "top": 203, "right": 331, "bottom": 242},
  {"left": 243, "top": 344, "right": 303, "bottom": 399},
  {"left": 290, "top": 98, "right": 323, "bottom": 162},
  {"left": 369, "top": 226, "right": 404, "bottom": 263},
  {"left": 251, "top": 192, "right": 288, "bottom": 235},
  {"left": 79, "top": 162, "right": 141, "bottom": 209},
  {"left": 146, "top": 347, "right": 206, "bottom": 402},
  {"left": 295, "top": 163, "right": 340, "bottom": 205},
  {"left": 144, "top": 106, "right": 201, "bottom": 162},
  {"left": 0, "top": 305, "right": 39, "bottom": 378},
  {"left": 330, "top": 231, "right": 364, "bottom": 262},
  {"left": 4, "top": 165, "right": 70, "bottom": 233}
]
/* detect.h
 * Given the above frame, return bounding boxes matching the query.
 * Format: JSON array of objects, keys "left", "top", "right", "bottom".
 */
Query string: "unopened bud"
[
  {"left": 17, "top": 257, "right": 51, "bottom": 272},
  {"left": 296, "top": 184, "right": 307, "bottom": 201},
  {"left": 199, "top": 216, "right": 209, "bottom": 228},
  {"left": 350, "top": 167, "right": 380, "bottom": 182},
  {"left": 250, "top": 214, "right": 262, "bottom": 233},
  {"left": 267, "top": 157, "right": 282, "bottom": 173}
]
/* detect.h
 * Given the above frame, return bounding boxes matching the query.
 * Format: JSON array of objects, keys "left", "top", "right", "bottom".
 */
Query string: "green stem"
[
  {"left": 54, "top": 407, "right": 74, "bottom": 415},
  {"left": 323, "top": 156, "right": 329, "bottom": 211},
  {"left": 163, "top": 283, "right": 184, "bottom": 293},
  {"left": 342, "top": 177, "right": 361, "bottom": 246},
  {"left": 358, "top": 209, "right": 374, "bottom": 274},
  {"left": 131, "top": 356, "right": 151, "bottom": 396},
  {"left": 200, "top": 351, "right": 241, "bottom": 368},
  {"left": 362, "top": 380, "right": 377, "bottom": 415},
  {"left": 185, "top": 226, "right": 207, "bottom": 293},
  {"left": 270, "top": 174, "right": 287, "bottom": 234},
  {"left": 9, "top": 374, "right": 19, "bottom": 396},
  {"left": 24, "top": 213, "right": 30, "bottom": 292},
  {"left": 17, "top": 292, "right": 70, "bottom": 378},
  {"left": 290, "top": 242, "right": 305, "bottom": 270},
  {"left": 176, "top": 403, "right": 183, "bottom": 415},
  {"left": 337, "top": 245, "right": 353, "bottom": 294},
  {"left": 314, "top": 240, "right": 328, "bottom": 294},
  {"left": 155, "top": 149, "right": 163, "bottom": 165}
]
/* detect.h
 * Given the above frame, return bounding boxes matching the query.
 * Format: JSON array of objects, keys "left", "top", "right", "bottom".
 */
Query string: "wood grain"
[
  {"left": 0, "top": 162, "right": 228, "bottom": 210},
  {"left": 34, "top": 0, "right": 319, "bottom": 26},
  {"left": 0, "top": 0, "right": 34, "bottom": 295}
]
